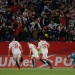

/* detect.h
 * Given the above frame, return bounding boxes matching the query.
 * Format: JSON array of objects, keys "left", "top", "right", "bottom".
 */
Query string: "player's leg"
[
  {"left": 37, "top": 57, "right": 45, "bottom": 64},
  {"left": 74, "top": 59, "right": 75, "bottom": 68},
  {"left": 35, "top": 52, "right": 45, "bottom": 64},
  {"left": 14, "top": 57, "right": 20, "bottom": 70},
  {"left": 17, "top": 51, "right": 23, "bottom": 62},
  {"left": 71, "top": 59, "right": 75, "bottom": 68},
  {"left": 20, "top": 56, "right": 23, "bottom": 62},
  {"left": 16, "top": 52, "right": 23, "bottom": 70},
  {"left": 46, "top": 59, "right": 53, "bottom": 69},
  {"left": 19, "top": 54, "right": 23, "bottom": 62},
  {"left": 43, "top": 53, "right": 53, "bottom": 69},
  {"left": 16, "top": 59, "right": 21, "bottom": 70},
  {"left": 31, "top": 55, "right": 35, "bottom": 68}
]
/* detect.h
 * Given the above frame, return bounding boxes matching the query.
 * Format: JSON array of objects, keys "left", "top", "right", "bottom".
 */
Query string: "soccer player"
[
  {"left": 27, "top": 42, "right": 45, "bottom": 68},
  {"left": 66, "top": 52, "right": 75, "bottom": 68},
  {"left": 8, "top": 37, "right": 23, "bottom": 70},
  {"left": 38, "top": 36, "right": 53, "bottom": 69}
]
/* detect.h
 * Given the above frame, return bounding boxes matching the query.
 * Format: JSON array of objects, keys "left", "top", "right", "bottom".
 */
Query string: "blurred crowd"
[{"left": 0, "top": 0, "right": 75, "bottom": 42}]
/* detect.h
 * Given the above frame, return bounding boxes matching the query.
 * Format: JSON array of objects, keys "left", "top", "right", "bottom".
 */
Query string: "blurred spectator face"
[
  {"left": 8, "top": 26, "right": 13, "bottom": 28},
  {"left": 24, "top": 27, "right": 27, "bottom": 31},
  {"left": 16, "top": 17, "right": 21, "bottom": 23},
  {"left": 43, "top": 26, "right": 47, "bottom": 29},
  {"left": 51, "top": 21, "right": 54, "bottom": 24},
  {"left": 7, "top": 8, "right": 11, "bottom": 11},
  {"left": 55, "top": 13, "right": 59, "bottom": 16},
  {"left": 66, "top": 13, "right": 70, "bottom": 18},
  {"left": 61, "top": 26, "right": 65, "bottom": 30},
  {"left": 60, "top": 14, "right": 64, "bottom": 17},
  {"left": 14, "top": 2, "right": 17, "bottom": 5},
  {"left": 23, "top": 19, "right": 27, "bottom": 24},
  {"left": 71, "top": 16, "right": 75, "bottom": 20},
  {"left": 60, "top": 4, "right": 65, "bottom": 9},
  {"left": 71, "top": 9, "right": 74, "bottom": 13},
  {"left": 67, "top": 4, "right": 71, "bottom": 8},
  {"left": 25, "top": 9, "right": 28, "bottom": 13},
  {"left": 24, "top": 4, "right": 28, "bottom": 8},
  {"left": 28, "top": 11, "right": 32, "bottom": 17},
  {"left": 72, "top": 1, "right": 75, "bottom": 6},
  {"left": 51, "top": 10, "right": 55, "bottom": 15},
  {"left": 2, "top": 23, "right": 6, "bottom": 27},
  {"left": 23, "top": 9, "right": 28, "bottom": 17},
  {"left": 13, "top": 13, "right": 16, "bottom": 16},
  {"left": 44, "top": 14, "right": 47, "bottom": 18},
  {"left": 47, "top": 2, "right": 49, "bottom": 5},
  {"left": 35, "top": 20, "right": 38, "bottom": 24},
  {"left": 3, "top": 11, "right": 6, "bottom": 14},
  {"left": 63, "top": 7, "right": 68, "bottom": 12},
  {"left": 20, "top": 14, "right": 22, "bottom": 18},
  {"left": 32, "top": 11, "right": 35, "bottom": 15},
  {"left": 70, "top": 27, "right": 73, "bottom": 30},
  {"left": 55, "top": 9, "right": 59, "bottom": 13}
]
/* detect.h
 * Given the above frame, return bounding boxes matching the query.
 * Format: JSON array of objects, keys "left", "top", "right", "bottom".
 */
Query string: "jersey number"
[
  {"left": 13, "top": 43, "right": 19, "bottom": 48},
  {"left": 42, "top": 43, "right": 47, "bottom": 48}
]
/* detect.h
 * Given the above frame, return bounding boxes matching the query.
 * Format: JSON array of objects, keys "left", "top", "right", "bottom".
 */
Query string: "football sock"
[
  {"left": 39, "top": 59, "right": 45, "bottom": 64},
  {"left": 20, "top": 56, "right": 23, "bottom": 62},
  {"left": 46, "top": 60, "right": 52, "bottom": 66},
  {"left": 16, "top": 60, "right": 20, "bottom": 68},
  {"left": 32, "top": 59, "right": 35, "bottom": 66}
]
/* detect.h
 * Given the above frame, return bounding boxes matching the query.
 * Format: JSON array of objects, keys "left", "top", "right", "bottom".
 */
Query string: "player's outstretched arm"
[
  {"left": 47, "top": 43, "right": 50, "bottom": 48},
  {"left": 29, "top": 48, "right": 32, "bottom": 57},
  {"left": 8, "top": 48, "right": 11, "bottom": 56},
  {"left": 19, "top": 46, "right": 23, "bottom": 54}
]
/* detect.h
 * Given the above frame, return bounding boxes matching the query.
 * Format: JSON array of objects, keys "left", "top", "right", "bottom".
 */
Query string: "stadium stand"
[{"left": 0, "top": 0, "right": 75, "bottom": 42}]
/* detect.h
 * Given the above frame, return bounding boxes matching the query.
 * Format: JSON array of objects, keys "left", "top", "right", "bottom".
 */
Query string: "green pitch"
[{"left": 0, "top": 68, "right": 75, "bottom": 75}]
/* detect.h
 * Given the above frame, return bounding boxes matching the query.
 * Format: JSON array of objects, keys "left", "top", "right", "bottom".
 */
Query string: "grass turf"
[{"left": 0, "top": 68, "right": 75, "bottom": 75}]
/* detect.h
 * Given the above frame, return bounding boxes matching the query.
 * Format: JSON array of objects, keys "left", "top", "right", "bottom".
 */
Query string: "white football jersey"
[
  {"left": 9, "top": 41, "right": 21, "bottom": 54},
  {"left": 29, "top": 43, "right": 38, "bottom": 54},
  {"left": 38, "top": 40, "right": 49, "bottom": 50}
]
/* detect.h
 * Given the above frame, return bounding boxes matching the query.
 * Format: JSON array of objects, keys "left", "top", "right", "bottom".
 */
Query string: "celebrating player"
[
  {"left": 8, "top": 37, "right": 23, "bottom": 70},
  {"left": 66, "top": 52, "right": 75, "bottom": 68},
  {"left": 27, "top": 42, "right": 45, "bottom": 68},
  {"left": 38, "top": 36, "right": 53, "bottom": 69}
]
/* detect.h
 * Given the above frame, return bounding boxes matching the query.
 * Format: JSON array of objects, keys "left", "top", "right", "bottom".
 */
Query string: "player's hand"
[
  {"left": 21, "top": 50, "right": 23, "bottom": 54},
  {"left": 37, "top": 47, "right": 40, "bottom": 50}
]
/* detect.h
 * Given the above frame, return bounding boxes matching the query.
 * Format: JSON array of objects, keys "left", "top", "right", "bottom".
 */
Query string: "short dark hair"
[
  {"left": 10, "top": 36, "right": 15, "bottom": 41},
  {"left": 39, "top": 36, "right": 43, "bottom": 40}
]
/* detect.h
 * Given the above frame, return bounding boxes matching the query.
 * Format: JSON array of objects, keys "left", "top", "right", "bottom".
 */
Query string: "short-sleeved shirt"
[
  {"left": 29, "top": 43, "right": 38, "bottom": 54},
  {"left": 70, "top": 52, "right": 75, "bottom": 59},
  {"left": 38, "top": 40, "right": 49, "bottom": 50},
  {"left": 9, "top": 41, "right": 21, "bottom": 54}
]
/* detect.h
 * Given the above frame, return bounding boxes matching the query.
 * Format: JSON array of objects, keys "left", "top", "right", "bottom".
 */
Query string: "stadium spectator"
[{"left": 0, "top": 0, "right": 75, "bottom": 42}]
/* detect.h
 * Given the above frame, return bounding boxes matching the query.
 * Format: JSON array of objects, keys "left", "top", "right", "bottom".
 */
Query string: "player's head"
[
  {"left": 27, "top": 42, "right": 30, "bottom": 45},
  {"left": 66, "top": 55, "right": 71, "bottom": 59},
  {"left": 39, "top": 36, "right": 43, "bottom": 41},
  {"left": 11, "top": 37, "right": 15, "bottom": 41}
]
